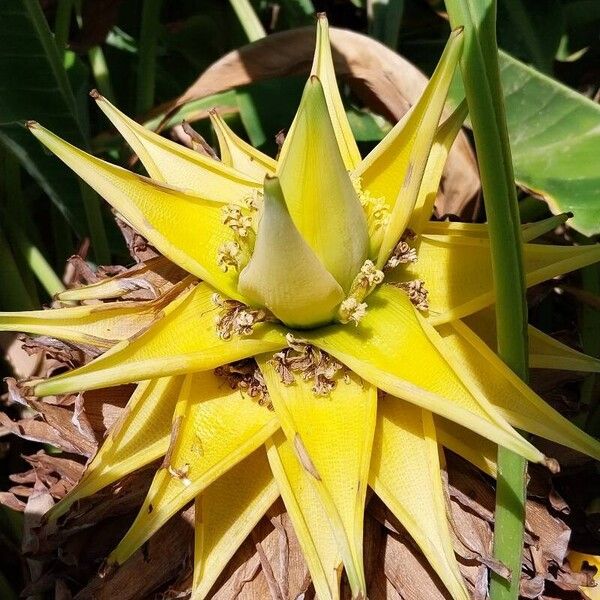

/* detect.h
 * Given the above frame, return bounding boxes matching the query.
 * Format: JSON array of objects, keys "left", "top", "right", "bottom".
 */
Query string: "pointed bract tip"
[
  {"left": 263, "top": 174, "right": 279, "bottom": 189},
  {"left": 544, "top": 456, "right": 560, "bottom": 474},
  {"left": 208, "top": 107, "right": 218, "bottom": 117},
  {"left": 98, "top": 559, "right": 118, "bottom": 579},
  {"left": 565, "top": 211, "right": 574, "bottom": 219},
  {"left": 452, "top": 25, "right": 465, "bottom": 36},
  {"left": 316, "top": 11, "right": 327, "bottom": 21},
  {"left": 89, "top": 88, "right": 101, "bottom": 100},
  {"left": 25, "top": 120, "right": 38, "bottom": 130}
]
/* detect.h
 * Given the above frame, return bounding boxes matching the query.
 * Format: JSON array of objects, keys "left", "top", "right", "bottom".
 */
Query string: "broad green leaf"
[
  {"left": 0, "top": 226, "right": 35, "bottom": 310},
  {"left": 497, "top": 0, "right": 563, "bottom": 73},
  {"left": 368, "top": 0, "right": 405, "bottom": 50},
  {"left": 449, "top": 51, "right": 600, "bottom": 236},
  {"left": 502, "top": 51, "right": 600, "bottom": 235}
]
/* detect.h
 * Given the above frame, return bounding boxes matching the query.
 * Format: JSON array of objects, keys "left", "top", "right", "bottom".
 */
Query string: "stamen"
[
  {"left": 394, "top": 279, "right": 429, "bottom": 312},
  {"left": 221, "top": 204, "right": 254, "bottom": 237},
  {"left": 214, "top": 359, "right": 272, "bottom": 410},
  {"left": 216, "top": 240, "right": 241, "bottom": 272},
  {"left": 212, "top": 294, "right": 270, "bottom": 340},
  {"left": 242, "top": 189, "right": 261, "bottom": 212},
  {"left": 357, "top": 260, "right": 385, "bottom": 288},
  {"left": 386, "top": 239, "right": 418, "bottom": 270},
  {"left": 351, "top": 175, "right": 390, "bottom": 232},
  {"left": 339, "top": 297, "right": 368, "bottom": 326},
  {"left": 271, "top": 334, "right": 346, "bottom": 396}
]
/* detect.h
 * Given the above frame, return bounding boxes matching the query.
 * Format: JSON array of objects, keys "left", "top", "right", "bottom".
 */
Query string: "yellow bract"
[
  {"left": 277, "top": 76, "right": 368, "bottom": 292},
  {"left": 93, "top": 91, "right": 259, "bottom": 200},
  {"left": 238, "top": 176, "right": 345, "bottom": 328},
  {"left": 15, "top": 16, "right": 600, "bottom": 600}
]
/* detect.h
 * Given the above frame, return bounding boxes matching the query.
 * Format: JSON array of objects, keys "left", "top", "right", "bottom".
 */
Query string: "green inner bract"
[{"left": 2, "top": 13, "right": 600, "bottom": 600}]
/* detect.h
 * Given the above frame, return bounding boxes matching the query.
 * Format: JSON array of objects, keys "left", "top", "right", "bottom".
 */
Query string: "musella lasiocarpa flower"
[{"left": 3, "top": 14, "right": 600, "bottom": 600}]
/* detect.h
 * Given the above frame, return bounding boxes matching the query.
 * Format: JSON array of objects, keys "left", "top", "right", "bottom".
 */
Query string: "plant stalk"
[
  {"left": 229, "top": 0, "right": 266, "bottom": 42},
  {"left": 444, "top": 2, "right": 529, "bottom": 599},
  {"left": 53, "top": 0, "right": 73, "bottom": 61},
  {"left": 136, "top": 0, "right": 162, "bottom": 115}
]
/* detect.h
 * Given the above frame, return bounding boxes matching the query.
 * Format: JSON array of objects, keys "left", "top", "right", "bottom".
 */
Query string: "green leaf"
[
  {"left": 369, "top": 0, "right": 405, "bottom": 50},
  {"left": 0, "top": 1, "right": 86, "bottom": 231},
  {"left": 347, "top": 108, "right": 392, "bottom": 142},
  {"left": 497, "top": 0, "right": 564, "bottom": 73},
  {"left": 0, "top": 1, "right": 110, "bottom": 262},
  {"left": 228, "top": 0, "right": 266, "bottom": 42},
  {"left": 278, "top": 0, "right": 315, "bottom": 27},
  {"left": 500, "top": 51, "right": 600, "bottom": 236},
  {"left": 449, "top": 50, "right": 600, "bottom": 237}
]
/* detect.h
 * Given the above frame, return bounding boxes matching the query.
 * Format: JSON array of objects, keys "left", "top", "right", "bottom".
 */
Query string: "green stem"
[
  {"left": 0, "top": 226, "right": 35, "bottom": 310},
  {"left": 237, "top": 90, "right": 266, "bottom": 148},
  {"left": 368, "top": 0, "right": 405, "bottom": 49},
  {"left": 10, "top": 222, "right": 65, "bottom": 297},
  {"left": 229, "top": 0, "right": 266, "bottom": 42},
  {"left": 53, "top": 0, "right": 73, "bottom": 61},
  {"left": 136, "top": 0, "right": 162, "bottom": 115},
  {"left": 88, "top": 45, "right": 115, "bottom": 102},
  {"left": 80, "top": 182, "right": 110, "bottom": 265},
  {"left": 444, "top": 2, "right": 528, "bottom": 599}
]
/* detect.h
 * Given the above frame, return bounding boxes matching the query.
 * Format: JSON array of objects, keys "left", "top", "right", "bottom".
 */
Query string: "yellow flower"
[{"left": 3, "top": 15, "right": 600, "bottom": 600}]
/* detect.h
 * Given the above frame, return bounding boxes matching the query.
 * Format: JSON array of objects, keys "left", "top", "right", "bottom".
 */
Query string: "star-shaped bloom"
[{"left": 3, "top": 15, "right": 600, "bottom": 600}]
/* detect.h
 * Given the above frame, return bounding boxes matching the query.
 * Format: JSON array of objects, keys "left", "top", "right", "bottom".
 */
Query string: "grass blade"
[
  {"left": 136, "top": 0, "right": 163, "bottom": 114},
  {"left": 229, "top": 0, "right": 266, "bottom": 42},
  {"left": 368, "top": 0, "right": 405, "bottom": 49}
]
